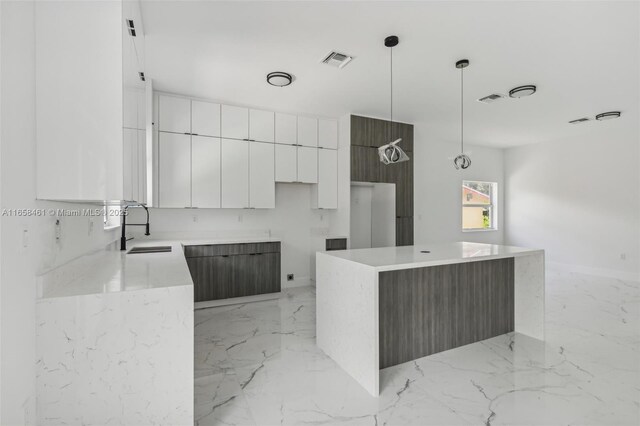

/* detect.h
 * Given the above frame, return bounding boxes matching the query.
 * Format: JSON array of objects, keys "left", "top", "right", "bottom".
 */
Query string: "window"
[
  {"left": 104, "top": 203, "right": 122, "bottom": 229},
  {"left": 462, "top": 181, "right": 497, "bottom": 231}
]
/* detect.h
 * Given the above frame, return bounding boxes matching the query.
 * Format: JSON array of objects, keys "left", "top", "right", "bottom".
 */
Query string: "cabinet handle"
[
  {"left": 221, "top": 255, "right": 229, "bottom": 258},
  {"left": 192, "top": 133, "right": 199, "bottom": 136}
]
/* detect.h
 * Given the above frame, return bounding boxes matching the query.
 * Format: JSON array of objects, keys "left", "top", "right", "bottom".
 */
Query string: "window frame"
[{"left": 461, "top": 180, "right": 498, "bottom": 232}]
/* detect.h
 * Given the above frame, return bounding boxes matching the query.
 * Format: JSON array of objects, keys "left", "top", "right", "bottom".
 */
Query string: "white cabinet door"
[
  {"left": 221, "top": 105, "right": 249, "bottom": 140},
  {"left": 136, "top": 129, "right": 146, "bottom": 204},
  {"left": 317, "top": 149, "right": 338, "bottom": 209},
  {"left": 275, "top": 113, "right": 297, "bottom": 145},
  {"left": 159, "top": 95, "right": 191, "bottom": 134},
  {"left": 275, "top": 144, "right": 297, "bottom": 182},
  {"left": 192, "top": 136, "right": 221, "bottom": 208},
  {"left": 249, "top": 109, "right": 275, "bottom": 143},
  {"left": 297, "top": 116, "right": 318, "bottom": 147},
  {"left": 123, "top": 128, "right": 136, "bottom": 201},
  {"left": 191, "top": 100, "right": 221, "bottom": 137},
  {"left": 221, "top": 139, "right": 249, "bottom": 208},
  {"left": 158, "top": 132, "right": 191, "bottom": 207},
  {"left": 297, "top": 146, "right": 318, "bottom": 183},
  {"left": 249, "top": 142, "right": 275, "bottom": 208},
  {"left": 318, "top": 119, "right": 338, "bottom": 149},
  {"left": 136, "top": 91, "right": 146, "bottom": 131}
]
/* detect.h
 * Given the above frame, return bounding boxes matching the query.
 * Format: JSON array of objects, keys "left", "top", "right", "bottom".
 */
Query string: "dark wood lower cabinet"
[
  {"left": 186, "top": 243, "right": 281, "bottom": 302},
  {"left": 326, "top": 238, "right": 347, "bottom": 251},
  {"left": 378, "top": 258, "right": 515, "bottom": 369}
]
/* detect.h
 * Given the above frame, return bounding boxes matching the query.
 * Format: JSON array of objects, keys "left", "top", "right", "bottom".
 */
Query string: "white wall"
[
  {"left": 1, "top": 3, "right": 120, "bottom": 423},
  {"left": 504, "top": 121, "right": 640, "bottom": 281},
  {"left": 413, "top": 123, "right": 505, "bottom": 245}
]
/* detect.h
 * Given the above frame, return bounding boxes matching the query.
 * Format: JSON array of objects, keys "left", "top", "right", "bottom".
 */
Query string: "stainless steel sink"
[{"left": 127, "top": 246, "right": 172, "bottom": 254}]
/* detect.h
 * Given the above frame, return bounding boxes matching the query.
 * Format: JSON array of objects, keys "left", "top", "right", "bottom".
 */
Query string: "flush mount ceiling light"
[
  {"left": 266, "top": 72, "right": 293, "bottom": 87},
  {"left": 453, "top": 59, "right": 471, "bottom": 170},
  {"left": 595, "top": 111, "right": 621, "bottom": 121},
  {"left": 378, "top": 35, "right": 410, "bottom": 165},
  {"left": 509, "top": 85, "right": 536, "bottom": 98}
]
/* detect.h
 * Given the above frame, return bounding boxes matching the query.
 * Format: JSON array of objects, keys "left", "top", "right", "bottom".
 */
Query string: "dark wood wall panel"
[
  {"left": 395, "top": 217, "right": 414, "bottom": 246},
  {"left": 351, "top": 146, "right": 380, "bottom": 183},
  {"left": 378, "top": 258, "right": 515, "bottom": 369},
  {"left": 350, "top": 115, "right": 414, "bottom": 246}
]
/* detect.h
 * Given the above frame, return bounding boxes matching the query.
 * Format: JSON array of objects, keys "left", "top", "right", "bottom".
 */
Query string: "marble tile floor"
[{"left": 194, "top": 270, "right": 640, "bottom": 426}]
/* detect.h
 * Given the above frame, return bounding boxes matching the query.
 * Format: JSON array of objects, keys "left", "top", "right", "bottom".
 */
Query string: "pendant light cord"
[
  {"left": 460, "top": 66, "right": 464, "bottom": 154},
  {"left": 390, "top": 46, "right": 393, "bottom": 142}
]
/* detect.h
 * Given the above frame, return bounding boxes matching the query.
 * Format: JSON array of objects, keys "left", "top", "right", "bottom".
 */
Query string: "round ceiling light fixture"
[
  {"left": 509, "top": 85, "right": 537, "bottom": 98},
  {"left": 266, "top": 72, "right": 293, "bottom": 87},
  {"left": 595, "top": 111, "right": 621, "bottom": 121}
]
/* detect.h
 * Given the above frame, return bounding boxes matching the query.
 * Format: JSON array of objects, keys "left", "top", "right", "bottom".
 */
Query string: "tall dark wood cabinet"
[{"left": 350, "top": 115, "right": 414, "bottom": 246}]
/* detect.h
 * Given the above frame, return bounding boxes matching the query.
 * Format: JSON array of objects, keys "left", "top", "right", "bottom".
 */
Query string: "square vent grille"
[
  {"left": 322, "top": 51, "right": 353, "bottom": 69},
  {"left": 477, "top": 93, "right": 505, "bottom": 104}
]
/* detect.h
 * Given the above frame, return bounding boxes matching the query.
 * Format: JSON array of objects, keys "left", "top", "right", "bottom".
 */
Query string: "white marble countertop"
[
  {"left": 320, "top": 242, "right": 543, "bottom": 272},
  {"left": 39, "top": 237, "right": 282, "bottom": 299}
]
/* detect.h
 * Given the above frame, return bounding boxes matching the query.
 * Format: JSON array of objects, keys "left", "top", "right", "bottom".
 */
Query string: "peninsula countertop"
[
  {"left": 319, "top": 242, "right": 543, "bottom": 272},
  {"left": 38, "top": 237, "right": 282, "bottom": 299}
]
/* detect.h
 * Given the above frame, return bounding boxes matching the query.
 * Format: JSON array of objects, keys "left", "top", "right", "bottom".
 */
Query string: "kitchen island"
[{"left": 316, "top": 242, "right": 544, "bottom": 396}]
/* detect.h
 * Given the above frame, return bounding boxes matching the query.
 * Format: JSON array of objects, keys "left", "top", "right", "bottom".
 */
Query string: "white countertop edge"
[{"left": 373, "top": 249, "right": 545, "bottom": 272}]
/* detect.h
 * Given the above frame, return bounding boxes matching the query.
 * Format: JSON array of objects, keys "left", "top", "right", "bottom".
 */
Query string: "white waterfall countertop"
[
  {"left": 38, "top": 237, "right": 281, "bottom": 299},
  {"left": 322, "top": 242, "right": 543, "bottom": 272}
]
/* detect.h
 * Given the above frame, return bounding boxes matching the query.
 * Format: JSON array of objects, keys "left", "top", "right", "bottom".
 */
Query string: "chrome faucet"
[{"left": 120, "top": 204, "right": 150, "bottom": 251}]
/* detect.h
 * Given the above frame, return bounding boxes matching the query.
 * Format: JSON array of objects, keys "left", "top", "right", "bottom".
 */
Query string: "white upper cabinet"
[
  {"left": 274, "top": 144, "right": 297, "bottom": 182},
  {"left": 191, "top": 100, "right": 221, "bottom": 137},
  {"left": 221, "top": 139, "right": 249, "bottom": 208},
  {"left": 159, "top": 95, "right": 190, "bottom": 134},
  {"left": 297, "top": 146, "right": 318, "bottom": 183},
  {"left": 275, "top": 113, "right": 297, "bottom": 145},
  {"left": 318, "top": 119, "right": 338, "bottom": 149},
  {"left": 249, "top": 142, "right": 275, "bottom": 208},
  {"left": 158, "top": 133, "right": 191, "bottom": 208},
  {"left": 317, "top": 148, "right": 338, "bottom": 209},
  {"left": 192, "top": 136, "right": 221, "bottom": 208},
  {"left": 35, "top": 0, "right": 123, "bottom": 201},
  {"left": 297, "top": 117, "right": 318, "bottom": 147},
  {"left": 249, "top": 109, "right": 275, "bottom": 143},
  {"left": 221, "top": 105, "right": 249, "bottom": 140}
]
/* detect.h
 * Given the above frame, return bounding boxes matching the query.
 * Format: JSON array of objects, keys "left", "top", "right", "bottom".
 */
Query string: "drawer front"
[{"left": 184, "top": 242, "right": 281, "bottom": 258}]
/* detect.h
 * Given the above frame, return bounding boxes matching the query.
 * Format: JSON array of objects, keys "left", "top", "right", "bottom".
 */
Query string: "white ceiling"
[{"left": 140, "top": 1, "right": 639, "bottom": 148}]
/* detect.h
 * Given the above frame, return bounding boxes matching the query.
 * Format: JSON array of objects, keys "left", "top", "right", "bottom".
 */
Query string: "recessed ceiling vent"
[
  {"left": 127, "top": 19, "right": 136, "bottom": 37},
  {"left": 477, "top": 93, "right": 505, "bottom": 104},
  {"left": 322, "top": 51, "right": 353, "bottom": 69}
]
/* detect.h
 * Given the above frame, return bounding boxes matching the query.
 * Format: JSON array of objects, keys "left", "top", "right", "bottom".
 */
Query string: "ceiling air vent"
[
  {"left": 569, "top": 117, "right": 590, "bottom": 124},
  {"left": 127, "top": 19, "right": 136, "bottom": 37},
  {"left": 477, "top": 93, "right": 505, "bottom": 104},
  {"left": 322, "top": 51, "right": 353, "bottom": 69}
]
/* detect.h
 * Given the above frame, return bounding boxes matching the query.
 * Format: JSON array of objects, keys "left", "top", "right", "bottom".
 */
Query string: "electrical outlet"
[
  {"left": 238, "top": 214, "right": 243, "bottom": 223},
  {"left": 88, "top": 218, "right": 94, "bottom": 236},
  {"left": 192, "top": 215, "right": 198, "bottom": 223},
  {"left": 287, "top": 274, "right": 294, "bottom": 281},
  {"left": 620, "top": 253, "right": 627, "bottom": 261},
  {"left": 55, "top": 219, "right": 62, "bottom": 242}
]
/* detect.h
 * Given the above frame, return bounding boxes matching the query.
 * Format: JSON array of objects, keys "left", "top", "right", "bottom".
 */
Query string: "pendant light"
[
  {"left": 378, "top": 35, "right": 409, "bottom": 165},
  {"left": 454, "top": 59, "right": 471, "bottom": 170}
]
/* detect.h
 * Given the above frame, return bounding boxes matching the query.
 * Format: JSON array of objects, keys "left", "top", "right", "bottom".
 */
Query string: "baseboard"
[
  {"left": 195, "top": 292, "right": 281, "bottom": 309},
  {"left": 546, "top": 261, "right": 639, "bottom": 282}
]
